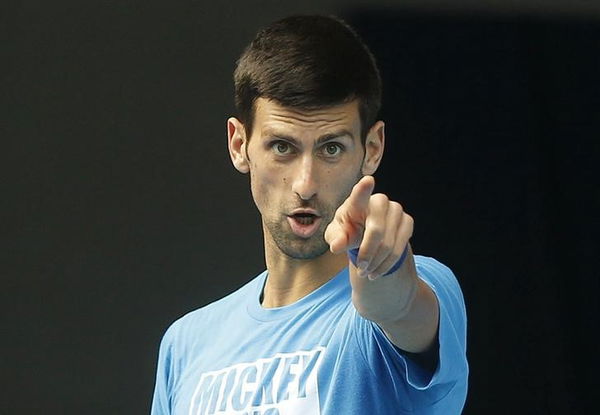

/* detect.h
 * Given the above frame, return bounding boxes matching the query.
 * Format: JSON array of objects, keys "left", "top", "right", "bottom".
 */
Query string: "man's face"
[{"left": 244, "top": 98, "right": 367, "bottom": 260}]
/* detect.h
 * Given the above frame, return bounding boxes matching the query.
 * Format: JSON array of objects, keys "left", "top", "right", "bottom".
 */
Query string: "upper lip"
[{"left": 289, "top": 208, "right": 321, "bottom": 217}]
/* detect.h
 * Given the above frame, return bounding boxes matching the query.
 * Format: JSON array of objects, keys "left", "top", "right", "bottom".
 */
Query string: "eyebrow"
[{"left": 262, "top": 129, "right": 355, "bottom": 145}]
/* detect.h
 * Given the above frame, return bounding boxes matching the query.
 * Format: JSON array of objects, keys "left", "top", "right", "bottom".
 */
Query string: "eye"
[
  {"left": 272, "top": 141, "right": 293, "bottom": 155},
  {"left": 323, "top": 143, "right": 343, "bottom": 157}
]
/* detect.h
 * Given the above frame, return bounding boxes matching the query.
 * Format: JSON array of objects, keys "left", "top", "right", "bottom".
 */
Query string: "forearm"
[{"left": 350, "top": 247, "right": 440, "bottom": 353}]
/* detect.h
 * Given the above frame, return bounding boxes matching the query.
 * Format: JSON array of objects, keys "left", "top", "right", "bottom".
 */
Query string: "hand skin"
[{"left": 325, "top": 175, "right": 440, "bottom": 354}]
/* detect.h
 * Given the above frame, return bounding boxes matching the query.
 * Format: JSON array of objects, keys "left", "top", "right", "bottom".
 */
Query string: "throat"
[{"left": 260, "top": 246, "right": 349, "bottom": 308}]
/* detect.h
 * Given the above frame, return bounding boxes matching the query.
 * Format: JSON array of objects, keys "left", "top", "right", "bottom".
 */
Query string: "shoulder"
[
  {"left": 160, "top": 271, "right": 266, "bottom": 348},
  {"left": 414, "top": 255, "right": 466, "bottom": 312},
  {"left": 414, "top": 255, "right": 461, "bottom": 287}
]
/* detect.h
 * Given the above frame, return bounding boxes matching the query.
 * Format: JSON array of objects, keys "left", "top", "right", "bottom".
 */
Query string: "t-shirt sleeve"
[
  {"left": 352, "top": 255, "right": 469, "bottom": 412},
  {"left": 150, "top": 322, "right": 178, "bottom": 415}
]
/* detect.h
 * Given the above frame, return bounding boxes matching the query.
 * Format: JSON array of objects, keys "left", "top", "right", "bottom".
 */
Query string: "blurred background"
[{"left": 3, "top": 0, "right": 599, "bottom": 413}]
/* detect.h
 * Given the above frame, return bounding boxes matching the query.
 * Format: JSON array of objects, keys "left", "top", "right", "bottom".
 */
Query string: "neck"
[{"left": 261, "top": 232, "right": 348, "bottom": 308}]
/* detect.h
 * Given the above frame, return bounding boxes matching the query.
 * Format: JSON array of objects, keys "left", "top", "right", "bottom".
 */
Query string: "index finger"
[{"left": 343, "top": 175, "right": 375, "bottom": 220}]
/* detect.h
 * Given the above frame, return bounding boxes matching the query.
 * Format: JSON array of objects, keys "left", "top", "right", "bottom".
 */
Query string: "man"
[{"left": 151, "top": 15, "right": 468, "bottom": 414}]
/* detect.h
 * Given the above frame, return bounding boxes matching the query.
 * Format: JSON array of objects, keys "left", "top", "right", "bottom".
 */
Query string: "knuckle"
[
  {"left": 371, "top": 193, "right": 389, "bottom": 205},
  {"left": 390, "top": 201, "right": 404, "bottom": 213},
  {"left": 357, "top": 252, "right": 373, "bottom": 264},
  {"left": 367, "top": 226, "right": 384, "bottom": 240},
  {"left": 381, "top": 233, "right": 395, "bottom": 249},
  {"left": 335, "top": 208, "right": 349, "bottom": 223},
  {"left": 380, "top": 242, "right": 393, "bottom": 255},
  {"left": 357, "top": 251, "right": 373, "bottom": 264}
]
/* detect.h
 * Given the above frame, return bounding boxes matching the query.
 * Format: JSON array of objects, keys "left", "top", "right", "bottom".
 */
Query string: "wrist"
[{"left": 348, "top": 245, "right": 409, "bottom": 277}]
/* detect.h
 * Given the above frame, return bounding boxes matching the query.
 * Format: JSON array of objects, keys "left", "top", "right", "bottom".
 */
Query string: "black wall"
[
  {"left": 350, "top": 12, "right": 599, "bottom": 414},
  {"left": 4, "top": 1, "right": 598, "bottom": 413}
]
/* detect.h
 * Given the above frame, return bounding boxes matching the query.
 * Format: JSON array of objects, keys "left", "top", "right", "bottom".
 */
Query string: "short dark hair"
[{"left": 233, "top": 15, "right": 382, "bottom": 141}]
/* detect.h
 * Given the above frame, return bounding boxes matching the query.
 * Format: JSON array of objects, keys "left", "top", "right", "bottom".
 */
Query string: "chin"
[{"left": 279, "top": 239, "right": 330, "bottom": 260}]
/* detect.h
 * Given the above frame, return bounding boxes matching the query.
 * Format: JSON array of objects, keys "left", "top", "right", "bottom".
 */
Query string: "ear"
[
  {"left": 361, "top": 120, "right": 385, "bottom": 175},
  {"left": 227, "top": 117, "right": 250, "bottom": 174}
]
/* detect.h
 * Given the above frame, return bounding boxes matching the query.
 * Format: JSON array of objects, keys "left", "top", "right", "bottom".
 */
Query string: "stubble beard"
[
  {"left": 265, "top": 215, "right": 332, "bottom": 260},
  {"left": 260, "top": 167, "right": 364, "bottom": 260},
  {"left": 265, "top": 182, "right": 359, "bottom": 260}
]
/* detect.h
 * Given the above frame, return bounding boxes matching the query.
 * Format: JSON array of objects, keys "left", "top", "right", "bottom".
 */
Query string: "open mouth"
[
  {"left": 287, "top": 212, "right": 322, "bottom": 238},
  {"left": 292, "top": 212, "right": 317, "bottom": 225}
]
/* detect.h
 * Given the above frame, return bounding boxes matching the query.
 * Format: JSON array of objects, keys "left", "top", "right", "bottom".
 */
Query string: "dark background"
[{"left": 3, "top": 0, "right": 599, "bottom": 413}]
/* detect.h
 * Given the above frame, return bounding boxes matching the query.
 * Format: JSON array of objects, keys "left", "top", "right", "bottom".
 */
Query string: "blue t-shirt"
[{"left": 151, "top": 256, "right": 468, "bottom": 414}]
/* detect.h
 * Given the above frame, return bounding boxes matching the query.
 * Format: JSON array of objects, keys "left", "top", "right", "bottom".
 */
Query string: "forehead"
[{"left": 252, "top": 98, "right": 361, "bottom": 139}]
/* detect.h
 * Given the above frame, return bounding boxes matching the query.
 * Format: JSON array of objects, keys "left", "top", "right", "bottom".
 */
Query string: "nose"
[{"left": 291, "top": 154, "right": 318, "bottom": 201}]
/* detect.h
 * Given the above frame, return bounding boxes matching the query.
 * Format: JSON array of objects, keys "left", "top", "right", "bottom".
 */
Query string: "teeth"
[{"left": 295, "top": 215, "right": 314, "bottom": 225}]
